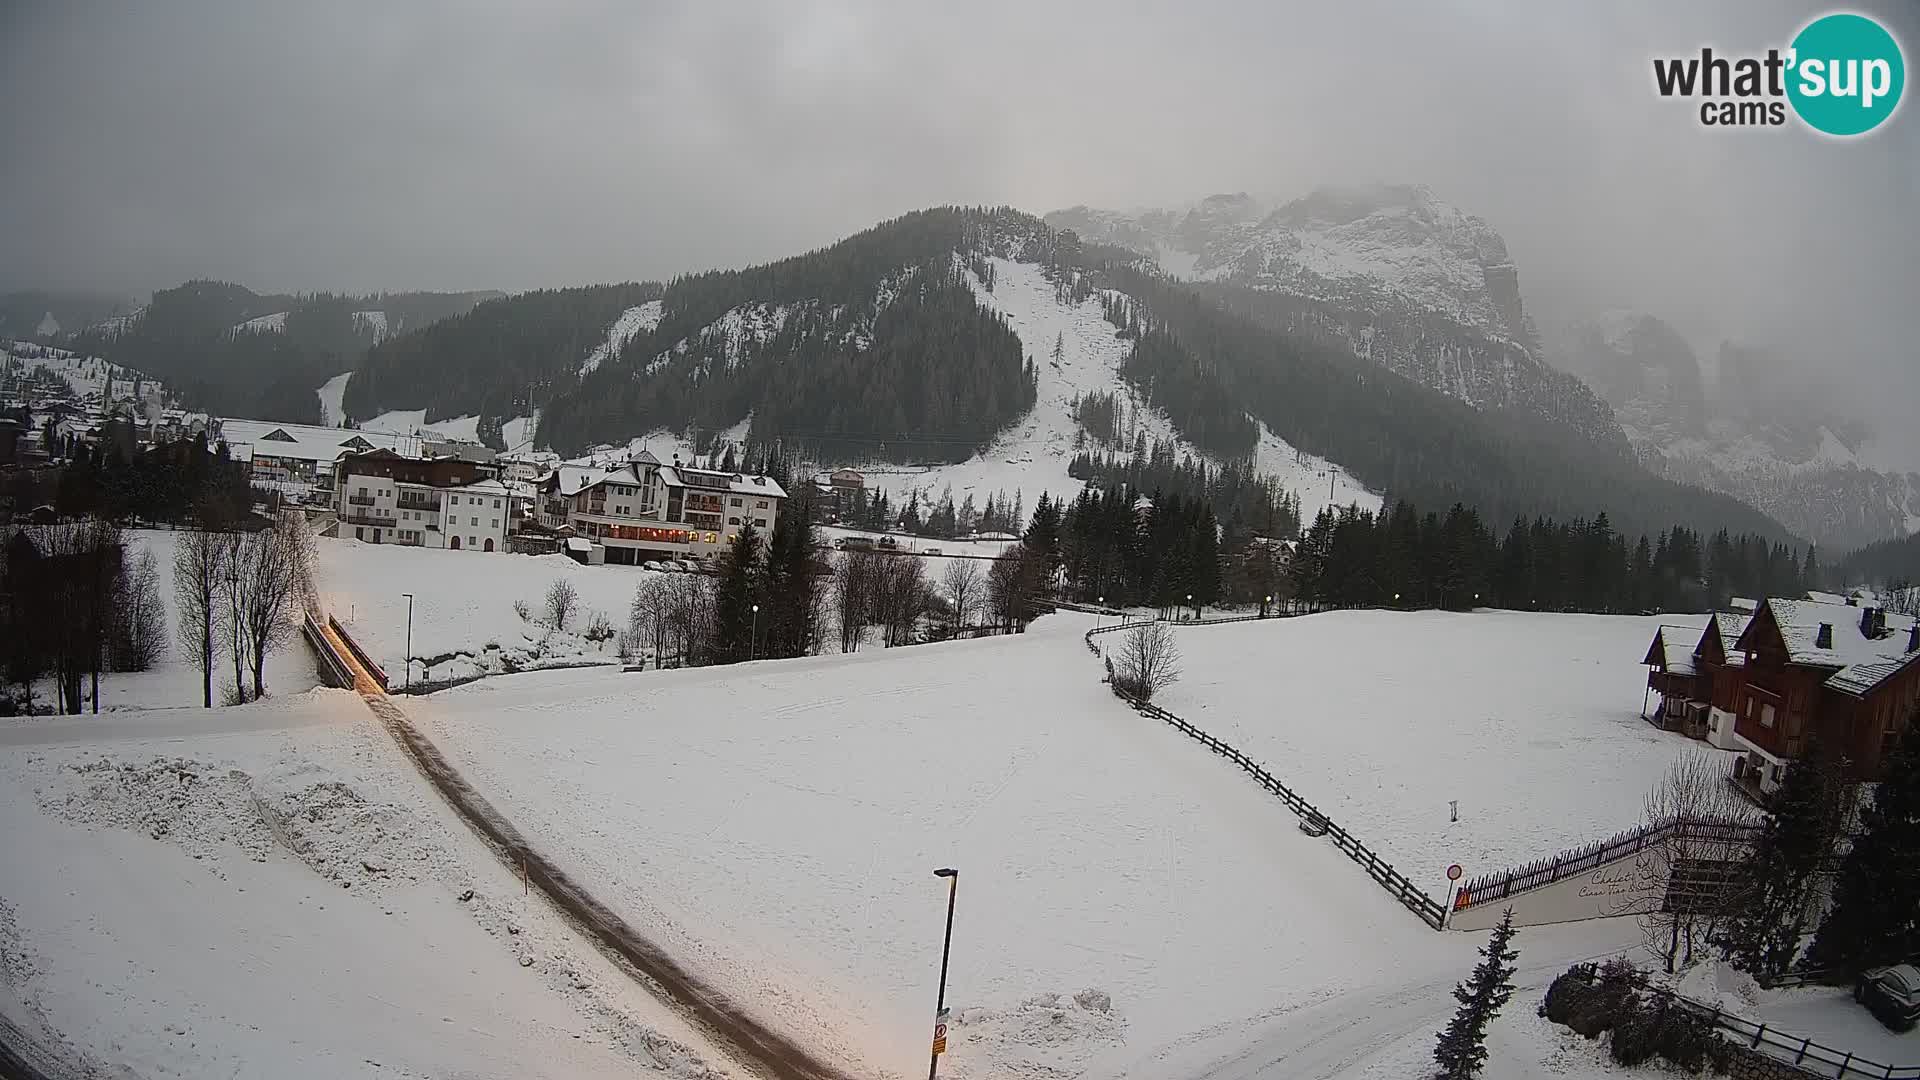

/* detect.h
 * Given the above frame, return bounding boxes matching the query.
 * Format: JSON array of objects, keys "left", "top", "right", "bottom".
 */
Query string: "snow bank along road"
[{"left": 315, "top": 615, "right": 858, "bottom": 1080}]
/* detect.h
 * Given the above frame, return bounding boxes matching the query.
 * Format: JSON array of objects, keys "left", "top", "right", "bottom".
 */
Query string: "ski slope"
[
  {"left": 361, "top": 409, "right": 481, "bottom": 443},
  {"left": 315, "top": 371, "right": 352, "bottom": 426},
  {"left": 407, "top": 611, "right": 1645, "bottom": 1080},
  {"left": 580, "top": 300, "right": 664, "bottom": 378},
  {"left": 859, "top": 258, "right": 1376, "bottom": 523},
  {"left": 1154, "top": 610, "right": 1744, "bottom": 878}
]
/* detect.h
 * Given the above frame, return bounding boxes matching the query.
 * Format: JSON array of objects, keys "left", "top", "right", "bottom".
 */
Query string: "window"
[
  {"left": 754, "top": 518, "right": 767, "bottom": 529},
  {"left": 490, "top": 519, "right": 498, "bottom": 528},
  {"left": 450, "top": 496, "right": 459, "bottom": 505},
  {"left": 470, "top": 516, "right": 479, "bottom": 526},
  {"left": 493, "top": 499, "right": 501, "bottom": 509},
  {"left": 728, "top": 516, "right": 740, "bottom": 526},
  {"left": 1761, "top": 703, "right": 1776, "bottom": 728},
  {"left": 757, "top": 500, "right": 768, "bottom": 509},
  {"left": 731, "top": 497, "right": 743, "bottom": 507},
  {"left": 468, "top": 536, "right": 477, "bottom": 547}
]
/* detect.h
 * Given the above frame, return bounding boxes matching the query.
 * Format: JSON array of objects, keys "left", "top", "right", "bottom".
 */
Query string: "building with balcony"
[
  {"left": 332, "top": 447, "right": 511, "bottom": 552},
  {"left": 538, "top": 451, "right": 786, "bottom": 565},
  {"left": 1725, "top": 596, "right": 1920, "bottom": 797}
]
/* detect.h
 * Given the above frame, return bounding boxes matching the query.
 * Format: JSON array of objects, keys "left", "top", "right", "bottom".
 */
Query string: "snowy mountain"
[
  {"left": 1548, "top": 314, "right": 1918, "bottom": 548},
  {"left": 1046, "top": 185, "right": 1624, "bottom": 449}
]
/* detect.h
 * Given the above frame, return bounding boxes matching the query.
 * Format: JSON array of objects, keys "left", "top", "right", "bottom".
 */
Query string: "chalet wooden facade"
[
  {"left": 1728, "top": 597, "right": 1919, "bottom": 794},
  {"left": 1644, "top": 597, "right": 1920, "bottom": 798},
  {"left": 1642, "top": 613, "right": 1749, "bottom": 750}
]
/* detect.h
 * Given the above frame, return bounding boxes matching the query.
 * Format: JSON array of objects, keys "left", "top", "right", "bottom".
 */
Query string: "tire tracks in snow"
[{"left": 317, "top": 619, "right": 859, "bottom": 1080}]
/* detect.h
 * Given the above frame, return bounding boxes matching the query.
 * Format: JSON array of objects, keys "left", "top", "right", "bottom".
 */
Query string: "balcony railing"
[
  {"left": 347, "top": 494, "right": 377, "bottom": 507},
  {"left": 341, "top": 512, "right": 392, "bottom": 527},
  {"left": 397, "top": 497, "right": 441, "bottom": 512}
]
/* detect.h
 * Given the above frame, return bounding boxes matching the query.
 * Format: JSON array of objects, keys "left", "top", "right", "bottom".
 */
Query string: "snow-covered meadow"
[
  {"left": 1155, "top": 609, "right": 1730, "bottom": 879},
  {"left": 403, "top": 611, "right": 1655, "bottom": 1079}
]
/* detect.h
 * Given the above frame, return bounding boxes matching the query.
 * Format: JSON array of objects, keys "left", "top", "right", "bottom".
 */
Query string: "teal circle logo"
[{"left": 1787, "top": 13, "right": 1905, "bottom": 136}]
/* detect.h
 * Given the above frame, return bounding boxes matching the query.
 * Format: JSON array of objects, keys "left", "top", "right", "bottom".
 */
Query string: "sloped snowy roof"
[
  {"left": 1649, "top": 626, "right": 1697, "bottom": 675},
  {"left": 657, "top": 465, "right": 787, "bottom": 499},
  {"left": 1713, "top": 613, "right": 1752, "bottom": 668},
  {"left": 217, "top": 418, "right": 418, "bottom": 464},
  {"left": 1745, "top": 597, "right": 1920, "bottom": 697},
  {"left": 1805, "top": 590, "right": 1848, "bottom": 605}
]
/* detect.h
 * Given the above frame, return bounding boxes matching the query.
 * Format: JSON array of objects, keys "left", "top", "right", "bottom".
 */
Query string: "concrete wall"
[{"left": 1451, "top": 849, "right": 1666, "bottom": 931}]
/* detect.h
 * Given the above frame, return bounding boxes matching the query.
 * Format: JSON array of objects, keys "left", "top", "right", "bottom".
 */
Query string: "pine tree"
[
  {"left": 1717, "top": 738, "right": 1850, "bottom": 978},
  {"left": 1804, "top": 709, "right": 1920, "bottom": 974},
  {"left": 1432, "top": 909, "right": 1520, "bottom": 1080},
  {"left": 712, "top": 523, "right": 763, "bottom": 663}
]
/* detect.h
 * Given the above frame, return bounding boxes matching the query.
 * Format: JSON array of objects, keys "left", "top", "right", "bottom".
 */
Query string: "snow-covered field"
[
  {"left": 406, "top": 612, "right": 1649, "bottom": 1079},
  {"left": 0, "top": 691, "right": 735, "bottom": 1079},
  {"left": 313, "top": 537, "right": 650, "bottom": 684},
  {"left": 1154, "top": 610, "right": 1732, "bottom": 880}
]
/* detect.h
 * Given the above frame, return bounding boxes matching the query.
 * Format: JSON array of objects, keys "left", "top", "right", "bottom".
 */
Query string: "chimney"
[
  {"left": 1815, "top": 623, "right": 1833, "bottom": 649},
  {"left": 1861, "top": 607, "right": 1878, "bottom": 638},
  {"left": 1909, "top": 622, "right": 1919, "bottom": 653}
]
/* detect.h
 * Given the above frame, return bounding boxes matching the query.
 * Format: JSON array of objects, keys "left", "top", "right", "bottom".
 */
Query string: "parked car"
[
  {"left": 877, "top": 536, "right": 898, "bottom": 550},
  {"left": 924, "top": 547, "right": 942, "bottom": 555},
  {"left": 1857, "top": 964, "right": 1920, "bottom": 1031}
]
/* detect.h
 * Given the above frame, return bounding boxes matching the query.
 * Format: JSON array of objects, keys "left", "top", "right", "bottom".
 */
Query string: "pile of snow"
[
  {"left": 579, "top": 300, "right": 663, "bottom": 378},
  {"left": 1155, "top": 610, "right": 1735, "bottom": 877},
  {"left": 501, "top": 411, "right": 540, "bottom": 453},
  {"left": 0, "top": 691, "right": 733, "bottom": 1079},
  {"left": 407, "top": 613, "right": 1646, "bottom": 1079}
]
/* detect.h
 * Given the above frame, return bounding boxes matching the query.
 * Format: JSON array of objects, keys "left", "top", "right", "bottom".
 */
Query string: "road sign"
[
  {"left": 932, "top": 1007, "right": 950, "bottom": 1055},
  {"left": 1446, "top": 863, "right": 1463, "bottom": 881}
]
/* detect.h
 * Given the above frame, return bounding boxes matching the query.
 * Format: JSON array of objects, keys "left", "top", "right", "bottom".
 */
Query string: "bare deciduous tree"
[
  {"left": 235, "top": 514, "right": 315, "bottom": 700},
  {"left": 986, "top": 543, "right": 1043, "bottom": 633},
  {"left": 943, "top": 558, "right": 981, "bottom": 631},
  {"left": 834, "top": 550, "right": 880, "bottom": 652},
  {"left": 111, "top": 547, "right": 168, "bottom": 671},
  {"left": 1633, "top": 750, "right": 1754, "bottom": 973},
  {"left": 872, "top": 555, "right": 930, "bottom": 647},
  {"left": 545, "top": 578, "right": 580, "bottom": 631},
  {"left": 1114, "top": 620, "right": 1181, "bottom": 701},
  {"left": 174, "top": 527, "right": 227, "bottom": 709}
]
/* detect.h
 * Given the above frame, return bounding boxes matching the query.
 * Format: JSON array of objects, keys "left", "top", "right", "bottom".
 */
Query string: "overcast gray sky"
[{"left": 3, "top": 0, "right": 1916, "bottom": 455}]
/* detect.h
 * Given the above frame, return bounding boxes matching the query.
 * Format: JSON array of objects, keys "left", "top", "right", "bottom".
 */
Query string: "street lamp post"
[
  {"left": 929, "top": 867, "right": 958, "bottom": 1080},
  {"left": 1097, "top": 595, "right": 1105, "bottom": 630},
  {"left": 751, "top": 603, "right": 760, "bottom": 661},
  {"left": 401, "top": 592, "right": 414, "bottom": 689},
  {"left": 1263, "top": 593, "right": 1272, "bottom": 618},
  {"left": 1186, "top": 592, "right": 1194, "bottom": 621}
]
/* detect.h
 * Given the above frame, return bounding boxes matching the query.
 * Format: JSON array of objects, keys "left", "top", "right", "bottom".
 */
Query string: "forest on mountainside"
[{"left": 66, "top": 281, "right": 493, "bottom": 423}]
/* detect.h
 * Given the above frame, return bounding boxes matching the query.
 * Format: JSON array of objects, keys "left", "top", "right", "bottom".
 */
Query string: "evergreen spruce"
[
  {"left": 1717, "top": 738, "right": 1850, "bottom": 978},
  {"left": 712, "top": 523, "right": 764, "bottom": 663},
  {"left": 1432, "top": 909, "right": 1520, "bottom": 1080},
  {"left": 1804, "top": 709, "right": 1920, "bottom": 974}
]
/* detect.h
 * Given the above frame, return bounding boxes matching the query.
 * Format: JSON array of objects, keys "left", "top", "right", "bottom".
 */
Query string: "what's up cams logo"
[{"left": 1653, "top": 11, "right": 1905, "bottom": 135}]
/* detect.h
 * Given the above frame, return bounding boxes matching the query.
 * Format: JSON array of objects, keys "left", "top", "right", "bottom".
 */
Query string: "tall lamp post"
[
  {"left": 750, "top": 603, "right": 760, "bottom": 661},
  {"left": 401, "top": 592, "right": 414, "bottom": 689},
  {"left": 928, "top": 867, "right": 959, "bottom": 1080}
]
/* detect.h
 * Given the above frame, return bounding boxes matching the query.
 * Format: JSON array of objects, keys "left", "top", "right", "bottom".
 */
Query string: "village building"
[
  {"left": 331, "top": 447, "right": 510, "bottom": 552},
  {"left": 1649, "top": 594, "right": 1920, "bottom": 800},
  {"left": 536, "top": 452, "right": 786, "bottom": 564}
]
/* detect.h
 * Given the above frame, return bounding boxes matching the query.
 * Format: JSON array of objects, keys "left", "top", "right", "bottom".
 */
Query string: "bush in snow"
[
  {"left": 544, "top": 579, "right": 579, "bottom": 631},
  {"left": 513, "top": 599, "right": 531, "bottom": 623},
  {"left": 1112, "top": 621, "right": 1179, "bottom": 701},
  {"left": 583, "top": 610, "right": 615, "bottom": 648}
]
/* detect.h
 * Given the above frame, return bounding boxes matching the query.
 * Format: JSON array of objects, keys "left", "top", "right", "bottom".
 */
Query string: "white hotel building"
[
  {"left": 537, "top": 451, "right": 786, "bottom": 564},
  {"left": 332, "top": 448, "right": 511, "bottom": 551}
]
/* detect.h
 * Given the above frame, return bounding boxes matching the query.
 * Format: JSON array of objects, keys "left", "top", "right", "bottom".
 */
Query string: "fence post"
[
  {"left": 1795, "top": 1037, "right": 1809, "bottom": 1064},
  {"left": 1752, "top": 1023, "right": 1765, "bottom": 1049}
]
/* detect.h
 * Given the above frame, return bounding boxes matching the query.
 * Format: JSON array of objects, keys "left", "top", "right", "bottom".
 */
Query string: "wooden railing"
[
  {"left": 302, "top": 610, "right": 355, "bottom": 689},
  {"left": 1454, "top": 817, "right": 1764, "bottom": 912},
  {"left": 327, "top": 615, "right": 388, "bottom": 691},
  {"left": 1084, "top": 618, "right": 1447, "bottom": 930}
]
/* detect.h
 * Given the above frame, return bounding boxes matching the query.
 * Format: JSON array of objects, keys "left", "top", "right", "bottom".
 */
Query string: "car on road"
[
  {"left": 924, "top": 547, "right": 942, "bottom": 555},
  {"left": 1856, "top": 964, "right": 1920, "bottom": 1031}
]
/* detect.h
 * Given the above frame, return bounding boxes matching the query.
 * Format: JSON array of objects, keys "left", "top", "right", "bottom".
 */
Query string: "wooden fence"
[
  {"left": 1084, "top": 620, "right": 1447, "bottom": 929},
  {"left": 1454, "top": 817, "right": 1765, "bottom": 912},
  {"left": 302, "top": 610, "right": 355, "bottom": 689},
  {"left": 327, "top": 614, "right": 388, "bottom": 691}
]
